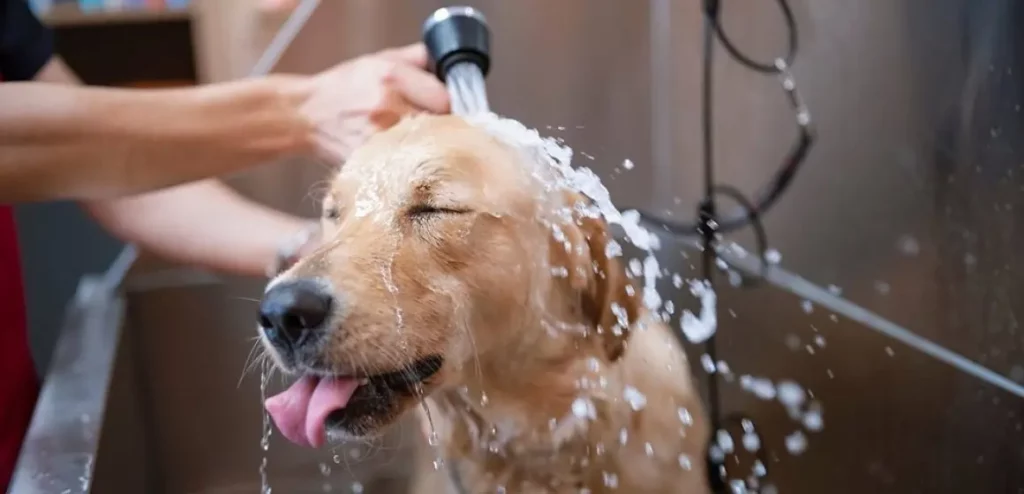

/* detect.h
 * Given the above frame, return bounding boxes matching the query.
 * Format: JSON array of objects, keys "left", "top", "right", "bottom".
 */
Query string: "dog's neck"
[{"left": 429, "top": 305, "right": 629, "bottom": 461}]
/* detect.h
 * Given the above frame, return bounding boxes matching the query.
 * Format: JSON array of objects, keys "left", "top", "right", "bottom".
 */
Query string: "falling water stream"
[
  {"left": 446, "top": 63, "right": 490, "bottom": 115},
  {"left": 259, "top": 360, "right": 273, "bottom": 494}
]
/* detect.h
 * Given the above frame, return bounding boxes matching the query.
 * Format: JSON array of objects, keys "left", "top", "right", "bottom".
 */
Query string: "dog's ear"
[{"left": 553, "top": 190, "right": 641, "bottom": 362}]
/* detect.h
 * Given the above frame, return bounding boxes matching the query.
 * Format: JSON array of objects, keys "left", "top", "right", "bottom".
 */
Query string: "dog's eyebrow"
[{"left": 412, "top": 182, "right": 434, "bottom": 203}]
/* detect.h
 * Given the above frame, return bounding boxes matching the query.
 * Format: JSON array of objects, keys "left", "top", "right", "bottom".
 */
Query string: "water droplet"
[
  {"left": 885, "top": 346, "right": 895, "bottom": 357},
  {"left": 716, "top": 360, "right": 732, "bottom": 376},
  {"left": 572, "top": 397, "right": 597, "bottom": 419},
  {"left": 777, "top": 381, "right": 805, "bottom": 409},
  {"left": 605, "top": 239, "right": 623, "bottom": 258},
  {"left": 678, "top": 454, "right": 693, "bottom": 470},
  {"left": 827, "top": 284, "right": 842, "bottom": 296},
  {"left": 784, "top": 334, "right": 801, "bottom": 351},
  {"left": 785, "top": 431, "right": 808, "bottom": 455},
  {"left": 764, "top": 248, "right": 782, "bottom": 264},
  {"left": 897, "top": 235, "right": 921, "bottom": 256},
  {"left": 742, "top": 432, "right": 761, "bottom": 452},
  {"left": 350, "top": 481, "right": 364, "bottom": 494},
  {"left": 644, "top": 442, "right": 655, "bottom": 456},
  {"left": 628, "top": 258, "right": 643, "bottom": 276},
  {"left": 701, "top": 354, "right": 717, "bottom": 373},
  {"left": 740, "top": 375, "right": 777, "bottom": 400},
  {"left": 623, "top": 159, "right": 635, "bottom": 170},
  {"left": 708, "top": 445, "right": 726, "bottom": 463},
  {"left": 681, "top": 280, "right": 717, "bottom": 343},
  {"left": 716, "top": 430, "right": 735, "bottom": 454},
  {"left": 603, "top": 471, "right": 619, "bottom": 488},
  {"left": 623, "top": 385, "right": 648, "bottom": 411},
  {"left": 729, "top": 479, "right": 748, "bottom": 493},
  {"left": 803, "top": 410, "right": 824, "bottom": 432},
  {"left": 752, "top": 459, "right": 767, "bottom": 477},
  {"left": 797, "top": 110, "right": 811, "bottom": 126},
  {"left": 800, "top": 300, "right": 813, "bottom": 313}
]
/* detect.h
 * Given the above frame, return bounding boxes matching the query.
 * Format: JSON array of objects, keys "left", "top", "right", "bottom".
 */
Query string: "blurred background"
[{"left": 12, "top": 1, "right": 1024, "bottom": 493}]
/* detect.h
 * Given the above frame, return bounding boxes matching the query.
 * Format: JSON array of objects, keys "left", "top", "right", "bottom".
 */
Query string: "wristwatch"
[{"left": 267, "top": 222, "right": 323, "bottom": 278}]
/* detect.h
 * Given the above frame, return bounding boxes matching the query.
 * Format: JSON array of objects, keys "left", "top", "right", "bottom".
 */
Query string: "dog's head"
[{"left": 259, "top": 114, "right": 640, "bottom": 447}]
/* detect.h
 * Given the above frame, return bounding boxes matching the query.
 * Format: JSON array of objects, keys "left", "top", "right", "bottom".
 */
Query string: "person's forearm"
[
  {"left": 0, "top": 76, "right": 315, "bottom": 202},
  {"left": 85, "top": 180, "right": 312, "bottom": 277}
]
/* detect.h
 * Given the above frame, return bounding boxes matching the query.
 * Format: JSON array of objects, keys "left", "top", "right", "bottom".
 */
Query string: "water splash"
[
  {"left": 259, "top": 359, "right": 273, "bottom": 494},
  {"left": 380, "top": 233, "right": 406, "bottom": 349},
  {"left": 680, "top": 279, "right": 717, "bottom": 343},
  {"left": 318, "top": 462, "right": 333, "bottom": 492},
  {"left": 463, "top": 113, "right": 665, "bottom": 319},
  {"left": 418, "top": 400, "right": 445, "bottom": 470}
]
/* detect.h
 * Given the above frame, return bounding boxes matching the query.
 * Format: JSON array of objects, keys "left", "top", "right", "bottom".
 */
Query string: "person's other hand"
[{"left": 301, "top": 43, "right": 450, "bottom": 162}]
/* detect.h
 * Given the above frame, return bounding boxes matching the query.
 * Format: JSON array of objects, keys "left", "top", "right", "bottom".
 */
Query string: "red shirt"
[
  {"left": 0, "top": 205, "right": 35, "bottom": 490},
  {"left": 1, "top": 0, "right": 56, "bottom": 487}
]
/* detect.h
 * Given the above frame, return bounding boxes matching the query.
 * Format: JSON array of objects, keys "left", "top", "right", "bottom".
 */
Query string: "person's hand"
[{"left": 299, "top": 42, "right": 450, "bottom": 162}]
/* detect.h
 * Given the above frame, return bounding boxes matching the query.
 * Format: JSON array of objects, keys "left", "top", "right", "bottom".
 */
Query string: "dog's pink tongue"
[{"left": 264, "top": 376, "right": 359, "bottom": 448}]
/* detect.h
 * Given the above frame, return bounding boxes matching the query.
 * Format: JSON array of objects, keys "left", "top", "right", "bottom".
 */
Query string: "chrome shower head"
[{"left": 422, "top": 6, "right": 491, "bottom": 82}]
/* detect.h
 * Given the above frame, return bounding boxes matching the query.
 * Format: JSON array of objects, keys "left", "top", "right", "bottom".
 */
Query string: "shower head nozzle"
[{"left": 422, "top": 6, "right": 491, "bottom": 82}]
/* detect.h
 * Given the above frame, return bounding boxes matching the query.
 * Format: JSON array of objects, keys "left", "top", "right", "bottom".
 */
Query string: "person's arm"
[
  {"left": 0, "top": 1, "right": 312, "bottom": 204},
  {"left": 0, "top": 74, "right": 316, "bottom": 203},
  {"left": 31, "top": 57, "right": 313, "bottom": 277},
  {"left": 86, "top": 180, "right": 312, "bottom": 277}
]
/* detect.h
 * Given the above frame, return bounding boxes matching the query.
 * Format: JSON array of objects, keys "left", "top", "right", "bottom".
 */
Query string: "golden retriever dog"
[{"left": 257, "top": 114, "right": 710, "bottom": 493}]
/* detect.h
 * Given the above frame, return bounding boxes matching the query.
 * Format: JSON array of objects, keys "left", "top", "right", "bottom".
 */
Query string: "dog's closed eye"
[{"left": 407, "top": 204, "right": 472, "bottom": 216}]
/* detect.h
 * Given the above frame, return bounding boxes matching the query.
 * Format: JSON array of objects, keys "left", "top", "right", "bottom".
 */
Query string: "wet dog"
[{"left": 257, "top": 114, "right": 710, "bottom": 493}]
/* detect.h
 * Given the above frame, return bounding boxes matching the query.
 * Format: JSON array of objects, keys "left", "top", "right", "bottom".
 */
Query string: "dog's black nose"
[{"left": 259, "top": 279, "right": 333, "bottom": 349}]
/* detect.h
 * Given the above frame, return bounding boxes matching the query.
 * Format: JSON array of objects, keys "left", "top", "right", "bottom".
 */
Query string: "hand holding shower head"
[{"left": 423, "top": 6, "right": 492, "bottom": 115}]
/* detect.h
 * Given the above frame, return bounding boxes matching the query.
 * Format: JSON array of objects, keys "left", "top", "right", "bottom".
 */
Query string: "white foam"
[{"left": 464, "top": 113, "right": 665, "bottom": 316}]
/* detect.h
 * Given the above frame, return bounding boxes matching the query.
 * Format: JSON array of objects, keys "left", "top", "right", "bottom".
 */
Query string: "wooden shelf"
[{"left": 40, "top": 3, "right": 194, "bottom": 28}]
